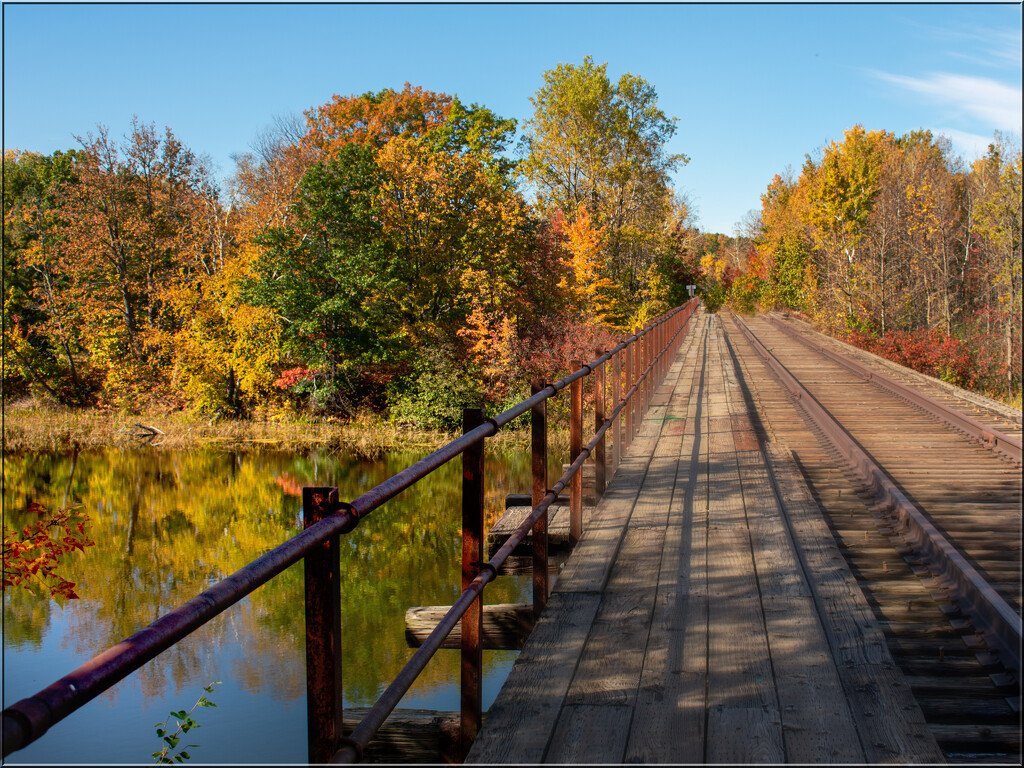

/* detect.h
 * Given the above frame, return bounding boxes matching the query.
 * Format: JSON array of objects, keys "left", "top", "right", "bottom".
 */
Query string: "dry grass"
[{"left": 1, "top": 401, "right": 566, "bottom": 458}]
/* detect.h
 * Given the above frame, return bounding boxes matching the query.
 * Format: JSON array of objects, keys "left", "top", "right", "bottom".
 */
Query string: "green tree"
[
  {"left": 249, "top": 144, "right": 402, "bottom": 413},
  {"left": 520, "top": 57, "right": 688, "bottom": 298}
]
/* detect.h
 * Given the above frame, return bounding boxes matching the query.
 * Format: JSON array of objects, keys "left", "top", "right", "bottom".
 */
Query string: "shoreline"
[{"left": 1, "top": 406, "right": 561, "bottom": 457}]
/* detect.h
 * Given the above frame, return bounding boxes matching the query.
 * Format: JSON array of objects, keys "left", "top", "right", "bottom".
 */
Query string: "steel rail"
[
  {"left": 2, "top": 301, "right": 695, "bottom": 759},
  {"left": 764, "top": 313, "right": 1022, "bottom": 465},
  {"left": 730, "top": 311, "right": 1022, "bottom": 682},
  {"left": 331, "top": 303, "right": 695, "bottom": 763}
]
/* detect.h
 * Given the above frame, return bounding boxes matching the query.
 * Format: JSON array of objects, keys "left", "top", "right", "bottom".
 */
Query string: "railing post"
[
  {"left": 633, "top": 330, "right": 641, "bottom": 437},
  {"left": 570, "top": 362, "right": 583, "bottom": 545},
  {"left": 594, "top": 349, "right": 606, "bottom": 498},
  {"left": 612, "top": 348, "right": 622, "bottom": 472},
  {"left": 530, "top": 379, "right": 549, "bottom": 617},
  {"left": 461, "top": 408, "right": 485, "bottom": 755},
  {"left": 644, "top": 329, "right": 651, "bottom": 412},
  {"left": 624, "top": 340, "right": 634, "bottom": 450},
  {"left": 303, "top": 486, "right": 343, "bottom": 765},
  {"left": 658, "top": 321, "right": 665, "bottom": 380}
]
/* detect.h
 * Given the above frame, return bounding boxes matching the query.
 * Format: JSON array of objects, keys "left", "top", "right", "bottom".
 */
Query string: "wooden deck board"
[{"left": 466, "top": 310, "right": 942, "bottom": 765}]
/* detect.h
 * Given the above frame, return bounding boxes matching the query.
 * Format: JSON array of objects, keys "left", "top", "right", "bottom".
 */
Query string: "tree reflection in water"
[{"left": 3, "top": 446, "right": 553, "bottom": 762}]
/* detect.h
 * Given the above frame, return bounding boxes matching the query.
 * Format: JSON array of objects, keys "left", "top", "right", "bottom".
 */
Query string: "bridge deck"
[{"left": 467, "top": 308, "right": 944, "bottom": 764}]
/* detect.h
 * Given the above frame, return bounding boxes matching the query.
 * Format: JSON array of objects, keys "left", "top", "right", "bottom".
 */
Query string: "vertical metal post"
[
  {"left": 530, "top": 379, "right": 549, "bottom": 617},
  {"left": 612, "top": 349, "right": 622, "bottom": 472},
  {"left": 303, "top": 486, "right": 343, "bottom": 765},
  {"left": 644, "top": 330, "right": 651, "bottom": 411},
  {"left": 633, "top": 331, "right": 642, "bottom": 435},
  {"left": 461, "top": 408, "right": 485, "bottom": 754},
  {"left": 659, "top": 322, "right": 665, "bottom": 380},
  {"left": 624, "top": 341, "right": 633, "bottom": 450},
  {"left": 594, "top": 350, "right": 606, "bottom": 497},
  {"left": 570, "top": 363, "right": 583, "bottom": 545}
]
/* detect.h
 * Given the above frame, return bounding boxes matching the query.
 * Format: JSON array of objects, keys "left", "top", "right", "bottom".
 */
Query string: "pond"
[{"left": 2, "top": 445, "right": 565, "bottom": 763}]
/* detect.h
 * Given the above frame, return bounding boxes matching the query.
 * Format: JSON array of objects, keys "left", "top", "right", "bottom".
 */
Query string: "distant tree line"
[{"left": 709, "top": 126, "right": 1021, "bottom": 398}]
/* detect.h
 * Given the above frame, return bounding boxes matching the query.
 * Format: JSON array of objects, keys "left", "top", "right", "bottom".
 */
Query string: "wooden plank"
[
  {"left": 545, "top": 704, "right": 633, "bottom": 763},
  {"left": 464, "top": 591, "right": 601, "bottom": 764},
  {"left": 552, "top": 404, "right": 673, "bottom": 594},
  {"left": 762, "top": 442, "right": 945, "bottom": 763},
  {"left": 487, "top": 504, "right": 589, "bottom": 553},
  {"left": 706, "top": 705, "right": 785, "bottom": 763},
  {"left": 733, "top": 449, "right": 867, "bottom": 761},
  {"left": 563, "top": 527, "right": 664, "bottom": 708},
  {"left": 345, "top": 708, "right": 460, "bottom": 764},
  {"left": 404, "top": 603, "right": 534, "bottom": 650},
  {"left": 703, "top": 335, "right": 782, "bottom": 760},
  {"left": 555, "top": 333, "right": 702, "bottom": 761},
  {"left": 625, "top": 423, "right": 709, "bottom": 763}
]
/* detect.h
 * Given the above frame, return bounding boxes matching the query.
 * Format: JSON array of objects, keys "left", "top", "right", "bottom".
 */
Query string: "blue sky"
[{"left": 3, "top": 2, "right": 1021, "bottom": 234}]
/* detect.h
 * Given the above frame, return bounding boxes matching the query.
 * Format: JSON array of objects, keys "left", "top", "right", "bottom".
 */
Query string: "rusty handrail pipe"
[
  {"left": 343, "top": 303, "right": 690, "bottom": 526},
  {"left": 2, "top": 299, "right": 696, "bottom": 760},
  {"left": 333, "top": 302, "right": 695, "bottom": 763}
]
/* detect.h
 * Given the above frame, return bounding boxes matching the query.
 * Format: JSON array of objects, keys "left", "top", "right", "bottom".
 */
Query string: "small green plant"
[{"left": 152, "top": 681, "right": 221, "bottom": 763}]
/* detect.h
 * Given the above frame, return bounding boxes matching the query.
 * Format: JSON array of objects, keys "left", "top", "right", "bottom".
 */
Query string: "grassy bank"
[{"left": 2, "top": 403, "right": 565, "bottom": 458}]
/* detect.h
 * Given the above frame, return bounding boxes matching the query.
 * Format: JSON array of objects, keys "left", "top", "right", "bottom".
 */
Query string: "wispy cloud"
[
  {"left": 899, "top": 18, "right": 1022, "bottom": 70},
  {"left": 870, "top": 70, "right": 1022, "bottom": 133},
  {"left": 946, "top": 28, "right": 1023, "bottom": 70}
]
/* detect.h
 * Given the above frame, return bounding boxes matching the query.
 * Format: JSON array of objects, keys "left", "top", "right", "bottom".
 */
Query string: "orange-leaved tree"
[{"left": 2, "top": 502, "right": 95, "bottom": 605}]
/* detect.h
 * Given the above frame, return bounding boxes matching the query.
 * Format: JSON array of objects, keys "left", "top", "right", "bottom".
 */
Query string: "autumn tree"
[
  {"left": 971, "top": 133, "right": 1022, "bottom": 396},
  {"left": 41, "top": 120, "right": 219, "bottom": 404},
  {"left": 246, "top": 85, "right": 534, "bottom": 421},
  {"left": 520, "top": 57, "right": 688, "bottom": 302},
  {"left": 755, "top": 171, "right": 813, "bottom": 312},
  {"left": 2, "top": 149, "right": 89, "bottom": 404},
  {"left": 801, "top": 125, "right": 888, "bottom": 329}
]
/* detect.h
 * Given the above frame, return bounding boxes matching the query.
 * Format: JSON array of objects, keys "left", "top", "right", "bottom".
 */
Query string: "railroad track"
[
  {"left": 771, "top": 312, "right": 1023, "bottom": 445},
  {"left": 718, "top": 311, "right": 1022, "bottom": 763}
]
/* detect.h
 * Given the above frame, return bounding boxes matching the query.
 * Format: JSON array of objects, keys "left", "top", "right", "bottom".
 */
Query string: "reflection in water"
[{"left": 3, "top": 446, "right": 559, "bottom": 763}]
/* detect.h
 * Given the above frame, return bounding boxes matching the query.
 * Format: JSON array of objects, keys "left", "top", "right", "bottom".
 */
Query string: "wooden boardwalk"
[{"left": 467, "top": 309, "right": 945, "bottom": 764}]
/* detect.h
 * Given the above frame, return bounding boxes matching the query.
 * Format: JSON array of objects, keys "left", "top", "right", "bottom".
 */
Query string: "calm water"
[{"left": 3, "top": 446, "right": 559, "bottom": 763}]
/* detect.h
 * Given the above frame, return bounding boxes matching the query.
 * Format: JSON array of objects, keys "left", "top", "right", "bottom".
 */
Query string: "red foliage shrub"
[
  {"left": 273, "top": 367, "right": 315, "bottom": 390},
  {"left": 845, "top": 328, "right": 979, "bottom": 388}
]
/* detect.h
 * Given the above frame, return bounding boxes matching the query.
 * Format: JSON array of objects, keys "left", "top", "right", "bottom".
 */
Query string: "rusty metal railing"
[{"left": 2, "top": 298, "right": 699, "bottom": 763}]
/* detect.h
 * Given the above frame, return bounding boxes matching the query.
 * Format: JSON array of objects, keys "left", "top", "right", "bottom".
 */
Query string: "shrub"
[
  {"left": 388, "top": 351, "right": 484, "bottom": 431},
  {"left": 845, "top": 327, "right": 980, "bottom": 389}
]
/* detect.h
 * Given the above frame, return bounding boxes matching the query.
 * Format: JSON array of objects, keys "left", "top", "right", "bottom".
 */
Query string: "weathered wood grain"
[
  {"left": 404, "top": 603, "right": 534, "bottom": 650},
  {"left": 464, "top": 591, "right": 602, "bottom": 764}
]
